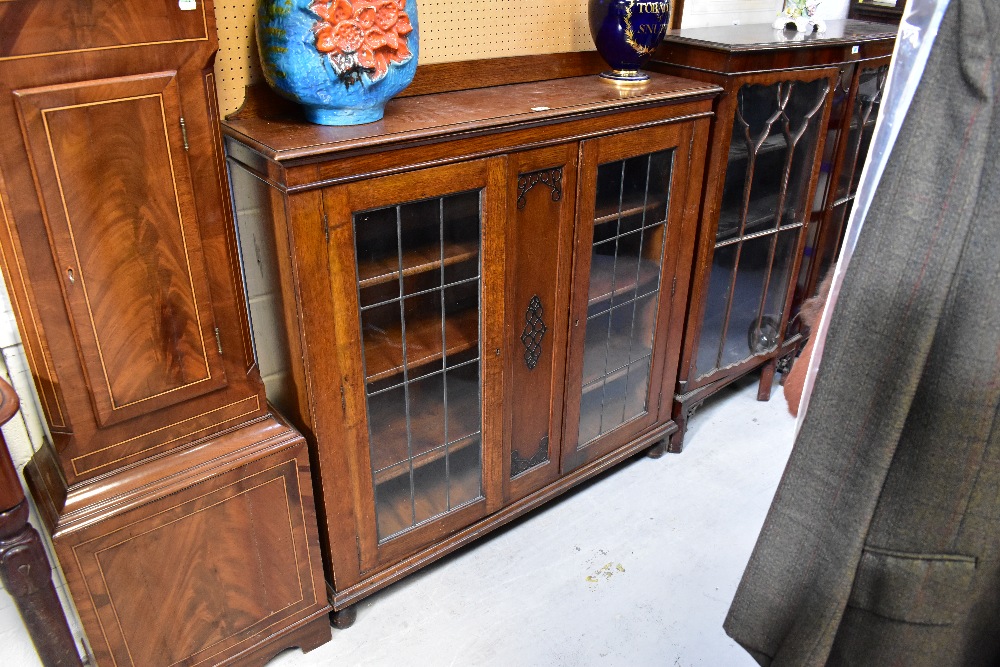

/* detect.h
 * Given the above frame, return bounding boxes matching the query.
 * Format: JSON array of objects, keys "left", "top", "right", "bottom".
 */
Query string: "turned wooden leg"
[
  {"left": 0, "top": 378, "right": 81, "bottom": 667},
  {"left": 668, "top": 400, "right": 699, "bottom": 454},
  {"left": 757, "top": 360, "right": 777, "bottom": 401},
  {"left": 0, "top": 501, "right": 82, "bottom": 667},
  {"left": 645, "top": 439, "right": 667, "bottom": 459},
  {"left": 331, "top": 605, "right": 357, "bottom": 629}
]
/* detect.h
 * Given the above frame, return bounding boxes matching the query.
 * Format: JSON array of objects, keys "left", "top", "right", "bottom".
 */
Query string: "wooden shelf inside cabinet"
[
  {"left": 372, "top": 434, "right": 481, "bottom": 485},
  {"left": 588, "top": 254, "right": 661, "bottom": 309},
  {"left": 717, "top": 192, "right": 781, "bottom": 241},
  {"left": 358, "top": 241, "right": 479, "bottom": 288},
  {"left": 594, "top": 198, "right": 668, "bottom": 227},
  {"left": 363, "top": 307, "right": 479, "bottom": 382}
]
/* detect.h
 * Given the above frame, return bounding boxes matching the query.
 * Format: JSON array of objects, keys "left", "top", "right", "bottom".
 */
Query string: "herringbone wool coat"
[{"left": 724, "top": 0, "right": 1000, "bottom": 664}]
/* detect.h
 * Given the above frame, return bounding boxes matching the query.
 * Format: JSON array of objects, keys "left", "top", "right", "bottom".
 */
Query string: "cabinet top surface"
[
  {"left": 221, "top": 72, "right": 719, "bottom": 163},
  {"left": 663, "top": 19, "right": 897, "bottom": 52}
]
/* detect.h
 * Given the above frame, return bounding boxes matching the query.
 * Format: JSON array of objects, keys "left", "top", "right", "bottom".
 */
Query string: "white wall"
[{"left": 681, "top": 0, "right": 850, "bottom": 28}]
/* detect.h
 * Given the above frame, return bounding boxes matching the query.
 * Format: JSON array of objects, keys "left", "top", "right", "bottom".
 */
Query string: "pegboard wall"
[{"left": 214, "top": 0, "right": 596, "bottom": 116}]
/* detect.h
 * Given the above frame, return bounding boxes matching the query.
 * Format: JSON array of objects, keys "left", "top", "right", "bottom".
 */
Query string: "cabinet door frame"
[
  {"left": 502, "top": 143, "right": 578, "bottom": 503},
  {"left": 677, "top": 66, "right": 840, "bottom": 396},
  {"left": 561, "top": 121, "right": 700, "bottom": 473},
  {"left": 321, "top": 157, "right": 506, "bottom": 573}
]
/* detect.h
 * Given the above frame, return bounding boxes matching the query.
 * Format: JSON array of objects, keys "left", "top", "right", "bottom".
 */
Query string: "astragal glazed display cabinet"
[
  {"left": 649, "top": 20, "right": 895, "bottom": 452},
  {"left": 223, "top": 58, "right": 719, "bottom": 621}
]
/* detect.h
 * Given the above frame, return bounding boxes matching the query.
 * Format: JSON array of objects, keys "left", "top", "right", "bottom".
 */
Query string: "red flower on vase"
[{"left": 310, "top": 0, "right": 413, "bottom": 84}]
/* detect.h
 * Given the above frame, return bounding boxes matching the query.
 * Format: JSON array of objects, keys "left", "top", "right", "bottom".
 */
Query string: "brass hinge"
[
  {"left": 657, "top": 390, "right": 663, "bottom": 411},
  {"left": 323, "top": 212, "right": 330, "bottom": 243},
  {"left": 179, "top": 117, "right": 189, "bottom": 152},
  {"left": 340, "top": 384, "right": 347, "bottom": 412},
  {"left": 214, "top": 327, "right": 223, "bottom": 355},
  {"left": 671, "top": 276, "right": 677, "bottom": 297}
]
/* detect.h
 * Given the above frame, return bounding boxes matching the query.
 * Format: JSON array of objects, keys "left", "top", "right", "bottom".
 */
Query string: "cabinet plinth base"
[{"left": 26, "top": 415, "right": 332, "bottom": 667}]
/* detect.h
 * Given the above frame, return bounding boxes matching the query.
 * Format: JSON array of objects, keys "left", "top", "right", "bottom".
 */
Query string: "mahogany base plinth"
[
  {"left": 331, "top": 606, "right": 358, "bottom": 630},
  {"left": 221, "top": 610, "right": 332, "bottom": 666},
  {"left": 25, "top": 415, "right": 331, "bottom": 667},
  {"left": 0, "top": 501, "right": 82, "bottom": 667}
]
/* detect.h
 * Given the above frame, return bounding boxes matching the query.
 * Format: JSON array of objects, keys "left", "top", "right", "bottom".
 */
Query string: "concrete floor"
[{"left": 0, "top": 375, "right": 796, "bottom": 666}]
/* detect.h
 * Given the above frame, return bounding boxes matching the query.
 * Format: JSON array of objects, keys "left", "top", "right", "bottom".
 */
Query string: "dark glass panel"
[
  {"left": 577, "top": 148, "right": 671, "bottom": 448},
  {"left": 620, "top": 155, "right": 650, "bottom": 211},
  {"left": 623, "top": 358, "right": 651, "bottom": 421},
  {"left": 630, "top": 291, "right": 658, "bottom": 364},
  {"left": 752, "top": 228, "right": 799, "bottom": 354},
  {"left": 812, "top": 68, "right": 854, "bottom": 211},
  {"left": 355, "top": 206, "right": 399, "bottom": 274},
  {"left": 605, "top": 300, "right": 638, "bottom": 378},
  {"left": 374, "top": 463, "right": 411, "bottom": 539},
  {"left": 610, "top": 232, "right": 642, "bottom": 309},
  {"left": 397, "top": 199, "right": 442, "bottom": 298},
  {"left": 367, "top": 385, "right": 408, "bottom": 472},
  {"left": 401, "top": 290, "right": 443, "bottom": 376},
  {"left": 599, "top": 367, "right": 629, "bottom": 436},
  {"left": 646, "top": 150, "right": 673, "bottom": 224},
  {"left": 694, "top": 242, "right": 738, "bottom": 377},
  {"left": 412, "top": 450, "right": 448, "bottom": 524},
  {"left": 838, "top": 65, "right": 889, "bottom": 200},
  {"left": 720, "top": 234, "right": 774, "bottom": 367},
  {"left": 582, "top": 310, "right": 610, "bottom": 387},
  {"left": 445, "top": 360, "right": 480, "bottom": 444},
  {"left": 360, "top": 300, "right": 403, "bottom": 380},
  {"left": 594, "top": 161, "right": 623, "bottom": 221},
  {"left": 356, "top": 189, "right": 484, "bottom": 543},
  {"left": 578, "top": 381, "right": 603, "bottom": 446},
  {"left": 408, "top": 372, "right": 446, "bottom": 458},
  {"left": 448, "top": 436, "right": 482, "bottom": 509}
]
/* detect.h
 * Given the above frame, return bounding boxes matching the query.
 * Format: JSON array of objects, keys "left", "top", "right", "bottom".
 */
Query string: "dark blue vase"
[
  {"left": 257, "top": 0, "right": 419, "bottom": 125},
  {"left": 588, "top": 0, "right": 671, "bottom": 81}
]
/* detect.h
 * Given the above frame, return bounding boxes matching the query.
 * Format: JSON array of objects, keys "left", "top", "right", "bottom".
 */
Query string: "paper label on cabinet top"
[{"left": 179, "top": 0, "right": 197, "bottom": 9}]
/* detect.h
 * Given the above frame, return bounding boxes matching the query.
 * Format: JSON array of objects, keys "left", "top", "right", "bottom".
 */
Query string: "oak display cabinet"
[
  {"left": 0, "top": 0, "right": 331, "bottom": 664},
  {"left": 222, "top": 62, "right": 718, "bottom": 621},
  {"left": 649, "top": 20, "right": 896, "bottom": 452}
]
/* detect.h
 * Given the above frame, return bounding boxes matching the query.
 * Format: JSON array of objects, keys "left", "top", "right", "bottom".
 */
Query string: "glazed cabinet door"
[
  {"left": 561, "top": 123, "right": 699, "bottom": 472},
  {"left": 322, "top": 159, "right": 505, "bottom": 572},
  {"left": 684, "top": 69, "right": 836, "bottom": 390}
]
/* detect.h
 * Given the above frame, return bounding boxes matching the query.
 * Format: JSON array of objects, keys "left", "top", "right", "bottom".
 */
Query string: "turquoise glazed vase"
[
  {"left": 257, "top": 0, "right": 419, "bottom": 125},
  {"left": 588, "top": 0, "right": 670, "bottom": 81}
]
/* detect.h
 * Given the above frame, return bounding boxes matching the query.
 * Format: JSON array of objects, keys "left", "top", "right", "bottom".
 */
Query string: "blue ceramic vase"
[
  {"left": 588, "top": 0, "right": 670, "bottom": 81},
  {"left": 257, "top": 0, "right": 419, "bottom": 125}
]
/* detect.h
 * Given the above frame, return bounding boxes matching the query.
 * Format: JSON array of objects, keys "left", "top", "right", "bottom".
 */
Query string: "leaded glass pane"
[
  {"left": 356, "top": 190, "right": 484, "bottom": 543},
  {"left": 576, "top": 148, "right": 673, "bottom": 448}
]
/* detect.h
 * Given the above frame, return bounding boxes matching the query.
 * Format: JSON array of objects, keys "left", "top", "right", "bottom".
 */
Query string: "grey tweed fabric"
[{"left": 724, "top": 0, "right": 1000, "bottom": 664}]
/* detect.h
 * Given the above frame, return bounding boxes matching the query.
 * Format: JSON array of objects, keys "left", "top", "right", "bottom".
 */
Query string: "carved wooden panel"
[
  {"left": 0, "top": 0, "right": 208, "bottom": 61},
  {"left": 14, "top": 71, "right": 227, "bottom": 427},
  {"left": 503, "top": 144, "right": 576, "bottom": 503},
  {"left": 65, "top": 447, "right": 324, "bottom": 667}
]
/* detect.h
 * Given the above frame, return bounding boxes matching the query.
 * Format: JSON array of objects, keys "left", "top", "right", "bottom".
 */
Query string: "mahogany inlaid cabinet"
[
  {"left": 649, "top": 20, "right": 895, "bottom": 451},
  {"left": 0, "top": 0, "right": 331, "bottom": 664},
  {"left": 222, "top": 65, "right": 718, "bottom": 619}
]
